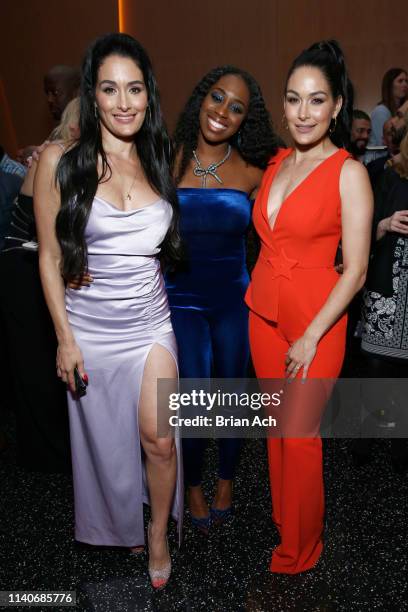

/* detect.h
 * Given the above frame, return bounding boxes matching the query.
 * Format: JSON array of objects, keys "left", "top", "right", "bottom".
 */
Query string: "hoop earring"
[{"left": 329, "top": 116, "right": 337, "bottom": 135}]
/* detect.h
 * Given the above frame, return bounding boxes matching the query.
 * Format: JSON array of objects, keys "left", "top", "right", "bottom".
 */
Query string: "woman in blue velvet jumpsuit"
[{"left": 166, "top": 66, "right": 278, "bottom": 532}]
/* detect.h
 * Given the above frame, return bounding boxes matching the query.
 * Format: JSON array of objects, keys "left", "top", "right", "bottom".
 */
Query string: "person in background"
[
  {"left": 389, "top": 99, "right": 408, "bottom": 146},
  {"left": 343, "top": 105, "right": 408, "bottom": 380},
  {"left": 17, "top": 65, "right": 80, "bottom": 165},
  {"left": 383, "top": 119, "right": 399, "bottom": 155},
  {"left": 369, "top": 68, "right": 408, "bottom": 146},
  {"left": 0, "top": 168, "right": 24, "bottom": 451},
  {"left": 353, "top": 131, "right": 408, "bottom": 475},
  {"left": 0, "top": 156, "right": 25, "bottom": 248},
  {"left": 349, "top": 109, "right": 371, "bottom": 160},
  {"left": 44, "top": 65, "right": 80, "bottom": 122},
  {"left": 0, "top": 98, "right": 80, "bottom": 474},
  {"left": 47, "top": 97, "right": 81, "bottom": 142},
  {"left": 367, "top": 103, "right": 408, "bottom": 189},
  {"left": 0, "top": 144, "right": 27, "bottom": 440},
  {"left": 0, "top": 146, "right": 26, "bottom": 180}
]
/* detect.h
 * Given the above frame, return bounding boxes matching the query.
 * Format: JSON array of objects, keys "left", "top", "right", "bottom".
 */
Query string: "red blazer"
[{"left": 245, "top": 147, "right": 351, "bottom": 325}]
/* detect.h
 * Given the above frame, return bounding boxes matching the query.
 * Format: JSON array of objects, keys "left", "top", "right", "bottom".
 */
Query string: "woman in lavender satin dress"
[{"left": 34, "top": 34, "right": 182, "bottom": 589}]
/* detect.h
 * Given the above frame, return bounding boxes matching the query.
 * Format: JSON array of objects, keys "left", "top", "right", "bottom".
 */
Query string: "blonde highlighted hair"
[{"left": 49, "top": 97, "right": 80, "bottom": 142}]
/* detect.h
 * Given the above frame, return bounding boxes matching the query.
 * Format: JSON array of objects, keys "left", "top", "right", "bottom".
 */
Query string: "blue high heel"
[
  {"left": 210, "top": 506, "right": 233, "bottom": 526},
  {"left": 190, "top": 514, "right": 211, "bottom": 535}
]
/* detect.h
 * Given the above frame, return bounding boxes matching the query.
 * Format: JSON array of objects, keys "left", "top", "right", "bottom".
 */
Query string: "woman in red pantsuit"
[{"left": 245, "top": 41, "right": 373, "bottom": 574}]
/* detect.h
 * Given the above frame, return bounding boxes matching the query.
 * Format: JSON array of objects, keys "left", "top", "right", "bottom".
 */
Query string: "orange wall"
[
  {"left": 121, "top": 0, "right": 408, "bottom": 136},
  {"left": 0, "top": 0, "right": 118, "bottom": 153},
  {"left": 1, "top": 1, "right": 408, "bottom": 152}
]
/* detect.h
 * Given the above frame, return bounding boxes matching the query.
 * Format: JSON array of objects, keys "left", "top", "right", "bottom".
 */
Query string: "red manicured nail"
[{"left": 83, "top": 374, "right": 89, "bottom": 384}]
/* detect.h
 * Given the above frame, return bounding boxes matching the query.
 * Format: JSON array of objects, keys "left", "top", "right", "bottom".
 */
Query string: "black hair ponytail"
[{"left": 285, "top": 39, "right": 354, "bottom": 148}]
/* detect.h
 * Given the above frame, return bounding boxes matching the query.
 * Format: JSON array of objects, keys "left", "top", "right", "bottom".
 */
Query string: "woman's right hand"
[
  {"left": 380, "top": 210, "right": 408, "bottom": 235},
  {"left": 56, "top": 340, "right": 85, "bottom": 393}
]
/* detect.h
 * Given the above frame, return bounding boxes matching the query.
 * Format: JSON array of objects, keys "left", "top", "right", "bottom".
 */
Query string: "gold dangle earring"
[
  {"left": 329, "top": 116, "right": 337, "bottom": 134},
  {"left": 281, "top": 114, "right": 289, "bottom": 130}
]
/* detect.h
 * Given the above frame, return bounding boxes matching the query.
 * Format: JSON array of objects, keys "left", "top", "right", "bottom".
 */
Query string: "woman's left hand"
[{"left": 285, "top": 335, "right": 318, "bottom": 380}]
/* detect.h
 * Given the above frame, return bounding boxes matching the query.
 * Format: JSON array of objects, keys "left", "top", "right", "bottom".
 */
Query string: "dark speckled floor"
[{"left": 1, "top": 413, "right": 407, "bottom": 612}]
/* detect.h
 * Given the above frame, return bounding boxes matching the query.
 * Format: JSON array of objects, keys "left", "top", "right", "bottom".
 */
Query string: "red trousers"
[{"left": 249, "top": 310, "right": 346, "bottom": 573}]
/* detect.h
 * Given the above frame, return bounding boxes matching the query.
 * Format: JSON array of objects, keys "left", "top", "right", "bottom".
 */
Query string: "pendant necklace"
[
  {"left": 192, "top": 144, "right": 232, "bottom": 188},
  {"left": 108, "top": 155, "right": 138, "bottom": 202}
]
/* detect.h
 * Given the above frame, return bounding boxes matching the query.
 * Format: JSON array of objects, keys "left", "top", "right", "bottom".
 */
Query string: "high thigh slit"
[{"left": 65, "top": 197, "right": 183, "bottom": 547}]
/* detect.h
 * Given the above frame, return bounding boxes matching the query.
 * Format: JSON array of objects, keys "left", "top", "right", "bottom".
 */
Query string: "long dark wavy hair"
[
  {"left": 173, "top": 65, "right": 279, "bottom": 184},
  {"left": 379, "top": 67, "right": 407, "bottom": 115},
  {"left": 285, "top": 40, "right": 354, "bottom": 149},
  {"left": 56, "top": 33, "right": 181, "bottom": 280}
]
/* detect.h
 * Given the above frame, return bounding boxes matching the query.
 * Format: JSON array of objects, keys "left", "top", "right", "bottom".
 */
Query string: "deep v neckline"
[{"left": 265, "top": 148, "right": 342, "bottom": 233}]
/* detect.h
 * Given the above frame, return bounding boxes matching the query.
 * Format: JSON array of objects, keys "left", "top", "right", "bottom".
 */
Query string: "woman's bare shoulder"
[
  {"left": 37, "top": 142, "right": 67, "bottom": 169},
  {"left": 341, "top": 157, "right": 369, "bottom": 182},
  {"left": 340, "top": 158, "right": 373, "bottom": 212}
]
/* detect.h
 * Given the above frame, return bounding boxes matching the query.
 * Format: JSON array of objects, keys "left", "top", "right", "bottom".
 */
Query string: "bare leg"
[
  {"left": 188, "top": 485, "right": 209, "bottom": 518},
  {"left": 139, "top": 344, "right": 177, "bottom": 570},
  {"left": 213, "top": 478, "right": 233, "bottom": 510}
]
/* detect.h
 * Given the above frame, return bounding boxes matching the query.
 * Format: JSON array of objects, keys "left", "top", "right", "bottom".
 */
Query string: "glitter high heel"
[{"left": 147, "top": 522, "right": 171, "bottom": 589}]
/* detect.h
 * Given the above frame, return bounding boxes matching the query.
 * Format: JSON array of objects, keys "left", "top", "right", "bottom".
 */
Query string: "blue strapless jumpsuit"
[{"left": 165, "top": 188, "right": 251, "bottom": 486}]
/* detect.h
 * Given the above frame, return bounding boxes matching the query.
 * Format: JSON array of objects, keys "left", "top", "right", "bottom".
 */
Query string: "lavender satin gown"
[{"left": 65, "top": 195, "right": 182, "bottom": 547}]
